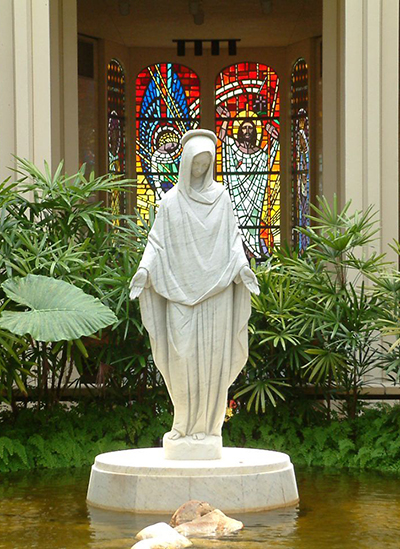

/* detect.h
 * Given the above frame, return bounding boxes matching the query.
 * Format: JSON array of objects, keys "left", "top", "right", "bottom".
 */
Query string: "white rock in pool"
[
  {"left": 133, "top": 522, "right": 192, "bottom": 548},
  {"left": 132, "top": 538, "right": 191, "bottom": 549}
]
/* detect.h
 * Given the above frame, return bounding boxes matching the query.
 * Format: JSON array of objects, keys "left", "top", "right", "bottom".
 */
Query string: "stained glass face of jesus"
[{"left": 215, "top": 62, "right": 281, "bottom": 259}]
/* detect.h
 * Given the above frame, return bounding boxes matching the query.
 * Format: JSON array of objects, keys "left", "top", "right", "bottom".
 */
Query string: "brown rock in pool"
[
  {"left": 170, "top": 500, "right": 214, "bottom": 527},
  {"left": 174, "top": 509, "right": 244, "bottom": 538}
]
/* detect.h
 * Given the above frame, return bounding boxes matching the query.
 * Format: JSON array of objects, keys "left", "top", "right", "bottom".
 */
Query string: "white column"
[
  {"left": 381, "top": 0, "right": 399, "bottom": 263},
  {"left": 323, "top": 0, "right": 399, "bottom": 261},
  {"left": 12, "top": 0, "right": 34, "bottom": 166},
  {"left": 322, "top": 0, "right": 345, "bottom": 206},
  {"left": 31, "top": 0, "right": 53, "bottom": 169},
  {"left": 0, "top": 1, "right": 16, "bottom": 182},
  {"left": 343, "top": 0, "right": 398, "bottom": 261},
  {"left": 50, "top": 0, "right": 79, "bottom": 174},
  {"left": 0, "top": 0, "right": 78, "bottom": 182}
]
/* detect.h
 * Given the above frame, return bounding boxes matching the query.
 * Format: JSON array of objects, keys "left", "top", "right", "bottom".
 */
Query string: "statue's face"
[{"left": 191, "top": 152, "right": 211, "bottom": 179}]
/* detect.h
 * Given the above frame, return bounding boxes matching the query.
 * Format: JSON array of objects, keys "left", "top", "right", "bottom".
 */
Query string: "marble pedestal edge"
[{"left": 86, "top": 447, "right": 299, "bottom": 514}]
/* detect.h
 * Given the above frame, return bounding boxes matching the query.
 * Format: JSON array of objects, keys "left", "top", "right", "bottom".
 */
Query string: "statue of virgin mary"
[{"left": 130, "top": 129, "right": 259, "bottom": 460}]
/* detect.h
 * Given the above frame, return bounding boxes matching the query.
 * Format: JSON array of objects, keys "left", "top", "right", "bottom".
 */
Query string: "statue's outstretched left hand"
[{"left": 240, "top": 265, "right": 260, "bottom": 295}]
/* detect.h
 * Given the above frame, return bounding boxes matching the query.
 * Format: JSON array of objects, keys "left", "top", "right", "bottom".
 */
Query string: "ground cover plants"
[
  {"left": 1, "top": 161, "right": 400, "bottom": 474},
  {"left": 1, "top": 402, "right": 400, "bottom": 474}
]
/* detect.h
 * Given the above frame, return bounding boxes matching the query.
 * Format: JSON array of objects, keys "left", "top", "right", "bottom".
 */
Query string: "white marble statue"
[{"left": 130, "top": 129, "right": 259, "bottom": 459}]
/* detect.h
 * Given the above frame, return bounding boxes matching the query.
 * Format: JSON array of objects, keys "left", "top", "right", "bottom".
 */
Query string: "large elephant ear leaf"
[{"left": 0, "top": 274, "right": 117, "bottom": 342}]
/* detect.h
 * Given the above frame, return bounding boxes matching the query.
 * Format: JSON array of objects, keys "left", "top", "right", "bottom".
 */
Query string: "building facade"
[{"left": 0, "top": 0, "right": 398, "bottom": 260}]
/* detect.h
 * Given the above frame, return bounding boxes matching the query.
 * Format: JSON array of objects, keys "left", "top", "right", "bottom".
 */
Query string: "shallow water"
[{"left": 1, "top": 467, "right": 400, "bottom": 549}]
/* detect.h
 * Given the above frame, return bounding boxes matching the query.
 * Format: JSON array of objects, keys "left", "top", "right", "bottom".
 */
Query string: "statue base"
[
  {"left": 86, "top": 447, "right": 299, "bottom": 514},
  {"left": 163, "top": 432, "right": 222, "bottom": 460}
]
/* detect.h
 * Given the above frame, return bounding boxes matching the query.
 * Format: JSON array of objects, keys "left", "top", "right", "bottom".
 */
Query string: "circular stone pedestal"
[{"left": 86, "top": 447, "right": 299, "bottom": 514}]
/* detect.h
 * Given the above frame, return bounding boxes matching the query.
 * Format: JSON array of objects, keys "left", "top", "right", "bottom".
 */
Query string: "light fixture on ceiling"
[
  {"left": 228, "top": 40, "right": 237, "bottom": 56},
  {"left": 118, "top": 0, "right": 131, "bottom": 16},
  {"left": 211, "top": 40, "right": 220, "bottom": 56},
  {"left": 173, "top": 39, "right": 240, "bottom": 57},
  {"left": 194, "top": 40, "right": 203, "bottom": 55},
  {"left": 260, "top": 0, "right": 272, "bottom": 15},
  {"left": 177, "top": 40, "right": 186, "bottom": 56},
  {"left": 189, "top": 0, "right": 205, "bottom": 25}
]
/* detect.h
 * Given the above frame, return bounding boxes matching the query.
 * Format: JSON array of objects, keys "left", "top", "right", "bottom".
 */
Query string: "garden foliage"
[
  {"left": 233, "top": 196, "right": 400, "bottom": 420},
  {"left": 0, "top": 159, "right": 162, "bottom": 410},
  {"left": 1, "top": 161, "right": 400, "bottom": 473},
  {"left": 1, "top": 403, "right": 400, "bottom": 474}
]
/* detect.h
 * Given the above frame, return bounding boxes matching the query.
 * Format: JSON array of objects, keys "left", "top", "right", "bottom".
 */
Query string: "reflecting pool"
[{"left": 1, "top": 467, "right": 400, "bottom": 548}]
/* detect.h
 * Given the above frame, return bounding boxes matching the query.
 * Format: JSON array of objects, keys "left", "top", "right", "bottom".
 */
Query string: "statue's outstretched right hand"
[
  {"left": 129, "top": 268, "right": 148, "bottom": 300},
  {"left": 240, "top": 265, "right": 260, "bottom": 295}
]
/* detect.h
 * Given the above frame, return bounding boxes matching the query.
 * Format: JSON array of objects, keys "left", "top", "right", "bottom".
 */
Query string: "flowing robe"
[{"left": 138, "top": 134, "right": 251, "bottom": 437}]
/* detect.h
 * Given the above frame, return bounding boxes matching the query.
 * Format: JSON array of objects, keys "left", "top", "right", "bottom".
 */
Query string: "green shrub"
[
  {"left": 1, "top": 404, "right": 400, "bottom": 474},
  {"left": 223, "top": 404, "right": 400, "bottom": 474},
  {"left": 0, "top": 403, "right": 172, "bottom": 472},
  {"left": 235, "top": 197, "right": 399, "bottom": 421},
  {"left": 0, "top": 159, "right": 160, "bottom": 409}
]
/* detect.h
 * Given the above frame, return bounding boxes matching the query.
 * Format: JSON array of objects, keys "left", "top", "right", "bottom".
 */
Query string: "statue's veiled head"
[{"left": 178, "top": 130, "right": 219, "bottom": 200}]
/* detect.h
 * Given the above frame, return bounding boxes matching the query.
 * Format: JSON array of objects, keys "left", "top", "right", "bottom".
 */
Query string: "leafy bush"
[
  {"left": 235, "top": 197, "right": 399, "bottom": 421},
  {"left": 232, "top": 261, "right": 312, "bottom": 413},
  {"left": 1, "top": 403, "right": 400, "bottom": 474},
  {"left": 223, "top": 404, "right": 400, "bottom": 474},
  {"left": 0, "top": 403, "right": 172, "bottom": 472},
  {"left": 0, "top": 159, "right": 161, "bottom": 409}
]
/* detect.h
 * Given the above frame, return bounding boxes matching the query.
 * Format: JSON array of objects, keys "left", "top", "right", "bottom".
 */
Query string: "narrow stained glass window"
[
  {"left": 107, "top": 59, "right": 126, "bottom": 218},
  {"left": 291, "top": 58, "right": 310, "bottom": 251},
  {"left": 136, "top": 63, "right": 200, "bottom": 220},
  {"left": 215, "top": 62, "right": 280, "bottom": 259}
]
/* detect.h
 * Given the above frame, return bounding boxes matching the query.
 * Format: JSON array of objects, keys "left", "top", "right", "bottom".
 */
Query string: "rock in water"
[
  {"left": 132, "top": 539, "right": 191, "bottom": 549},
  {"left": 175, "top": 509, "right": 243, "bottom": 538},
  {"left": 170, "top": 500, "right": 214, "bottom": 527},
  {"left": 134, "top": 522, "right": 192, "bottom": 548}
]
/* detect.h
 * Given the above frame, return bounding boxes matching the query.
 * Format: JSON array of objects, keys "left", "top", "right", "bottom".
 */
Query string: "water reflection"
[{"left": 1, "top": 467, "right": 400, "bottom": 548}]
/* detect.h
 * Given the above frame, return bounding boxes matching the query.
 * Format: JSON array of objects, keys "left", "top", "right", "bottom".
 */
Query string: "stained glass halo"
[{"left": 181, "top": 128, "right": 217, "bottom": 147}]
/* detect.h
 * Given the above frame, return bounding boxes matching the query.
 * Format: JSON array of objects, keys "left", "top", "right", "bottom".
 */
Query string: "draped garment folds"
[{"left": 138, "top": 130, "right": 251, "bottom": 437}]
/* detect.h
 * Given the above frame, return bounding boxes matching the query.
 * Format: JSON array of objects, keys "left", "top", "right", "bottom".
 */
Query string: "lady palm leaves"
[
  {"left": 0, "top": 275, "right": 117, "bottom": 342},
  {"left": 238, "top": 196, "right": 390, "bottom": 418},
  {"left": 234, "top": 379, "right": 289, "bottom": 413}
]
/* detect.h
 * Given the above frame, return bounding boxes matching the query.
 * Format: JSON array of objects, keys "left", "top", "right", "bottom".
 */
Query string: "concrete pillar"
[
  {"left": 323, "top": 0, "right": 399, "bottom": 262},
  {"left": 344, "top": 0, "right": 398, "bottom": 262},
  {"left": 50, "top": 0, "right": 79, "bottom": 174},
  {"left": 0, "top": 1, "right": 16, "bottom": 182},
  {"left": 322, "top": 0, "right": 345, "bottom": 207},
  {"left": 0, "top": 0, "right": 78, "bottom": 183}
]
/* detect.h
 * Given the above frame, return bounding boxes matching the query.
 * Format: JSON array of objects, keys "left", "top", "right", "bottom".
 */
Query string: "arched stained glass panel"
[
  {"left": 107, "top": 59, "right": 126, "bottom": 217},
  {"left": 291, "top": 58, "right": 310, "bottom": 251},
  {"left": 136, "top": 63, "right": 200, "bottom": 220},
  {"left": 215, "top": 62, "right": 280, "bottom": 258}
]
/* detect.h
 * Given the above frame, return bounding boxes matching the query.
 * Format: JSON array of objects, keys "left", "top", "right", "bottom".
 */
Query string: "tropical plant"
[
  {"left": 0, "top": 158, "right": 160, "bottom": 409},
  {"left": 0, "top": 275, "right": 117, "bottom": 341},
  {"left": 282, "top": 196, "right": 386, "bottom": 419},
  {"left": 233, "top": 261, "right": 311, "bottom": 413}
]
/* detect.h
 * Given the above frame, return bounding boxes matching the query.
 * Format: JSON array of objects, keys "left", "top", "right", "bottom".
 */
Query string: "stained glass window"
[
  {"left": 215, "top": 62, "right": 280, "bottom": 258},
  {"left": 136, "top": 63, "right": 201, "bottom": 220},
  {"left": 291, "top": 58, "right": 310, "bottom": 251},
  {"left": 107, "top": 59, "right": 126, "bottom": 218}
]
